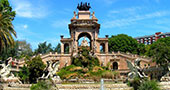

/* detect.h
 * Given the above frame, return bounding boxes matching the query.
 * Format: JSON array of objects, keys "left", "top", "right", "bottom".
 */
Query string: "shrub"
[
  {"left": 138, "top": 80, "right": 160, "bottom": 90},
  {"left": 57, "top": 66, "right": 74, "bottom": 79},
  {"left": 92, "top": 66, "right": 104, "bottom": 72},
  {"left": 127, "top": 77, "right": 141, "bottom": 90},
  {"left": 57, "top": 65, "right": 83, "bottom": 79},
  {"left": 91, "top": 75, "right": 101, "bottom": 82},
  {"left": 30, "top": 80, "right": 52, "bottom": 90},
  {"left": 70, "top": 66, "right": 82, "bottom": 72},
  {"left": 18, "top": 65, "right": 30, "bottom": 83},
  {"left": 102, "top": 71, "right": 114, "bottom": 79},
  {"left": 27, "top": 56, "right": 46, "bottom": 83},
  {"left": 72, "top": 46, "right": 100, "bottom": 68},
  {"left": 65, "top": 72, "right": 79, "bottom": 79}
]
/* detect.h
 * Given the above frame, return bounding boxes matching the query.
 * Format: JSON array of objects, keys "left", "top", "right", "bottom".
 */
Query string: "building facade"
[
  {"left": 40, "top": 8, "right": 155, "bottom": 75},
  {"left": 135, "top": 32, "right": 170, "bottom": 45},
  {"left": 11, "top": 5, "right": 156, "bottom": 76}
]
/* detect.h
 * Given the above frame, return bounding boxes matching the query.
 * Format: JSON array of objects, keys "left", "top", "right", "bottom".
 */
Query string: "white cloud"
[
  {"left": 15, "top": 24, "right": 28, "bottom": 30},
  {"left": 103, "top": 11, "right": 170, "bottom": 28},
  {"left": 11, "top": 0, "right": 47, "bottom": 18},
  {"left": 14, "top": 24, "right": 43, "bottom": 40},
  {"left": 23, "top": 24, "right": 28, "bottom": 29}
]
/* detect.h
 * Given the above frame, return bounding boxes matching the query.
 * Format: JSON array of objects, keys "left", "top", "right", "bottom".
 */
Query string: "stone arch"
[
  {"left": 64, "top": 43, "right": 69, "bottom": 54},
  {"left": 77, "top": 32, "right": 92, "bottom": 41},
  {"left": 100, "top": 43, "right": 105, "bottom": 53},
  {"left": 112, "top": 62, "right": 118, "bottom": 70},
  {"left": 77, "top": 32, "right": 92, "bottom": 48}
]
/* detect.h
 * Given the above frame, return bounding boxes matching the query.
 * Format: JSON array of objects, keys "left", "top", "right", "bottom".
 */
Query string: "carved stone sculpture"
[
  {"left": 81, "top": 36, "right": 88, "bottom": 47},
  {"left": 126, "top": 58, "right": 147, "bottom": 79},
  {"left": 40, "top": 60, "right": 62, "bottom": 83},
  {"left": 161, "top": 63, "right": 170, "bottom": 82},
  {"left": 41, "top": 61, "right": 60, "bottom": 79},
  {"left": 0, "top": 59, "right": 22, "bottom": 84},
  {"left": 77, "top": 2, "right": 91, "bottom": 11}
]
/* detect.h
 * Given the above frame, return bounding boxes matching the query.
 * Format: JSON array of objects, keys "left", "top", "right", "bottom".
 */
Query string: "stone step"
[
  {"left": 56, "top": 84, "right": 132, "bottom": 90},
  {"left": 57, "top": 84, "right": 130, "bottom": 87},
  {"left": 159, "top": 82, "right": 170, "bottom": 90},
  {"left": 3, "top": 87, "right": 30, "bottom": 90},
  {"left": 59, "top": 88, "right": 132, "bottom": 90},
  {"left": 159, "top": 82, "right": 170, "bottom": 85}
]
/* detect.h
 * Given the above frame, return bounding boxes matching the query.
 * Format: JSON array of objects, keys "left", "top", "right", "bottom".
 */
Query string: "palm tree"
[{"left": 0, "top": 0, "right": 16, "bottom": 52}]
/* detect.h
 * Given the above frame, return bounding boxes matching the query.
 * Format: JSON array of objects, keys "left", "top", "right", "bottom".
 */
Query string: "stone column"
[
  {"left": 91, "top": 40, "right": 93, "bottom": 51},
  {"left": 105, "top": 35, "right": 109, "bottom": 54},
  {"left": 61, "top": 42, "right": 64, "bottom": 54},
  {"left": 69, "top": 43, "right": 71, "bottom": 54},
  {"left": 105, "top": 42, "right": 108, "bottom": 54}
]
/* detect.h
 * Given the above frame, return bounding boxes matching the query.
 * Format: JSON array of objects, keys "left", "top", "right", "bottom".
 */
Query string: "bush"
[
  {"left": 102, "top": 71, "right": 114, "bottom": 79},
  {"left": 18, "top": 65, "right": 30, "bottom": 83},
  {"left": 27, "top": 56, "right": 46, "bottom": 83},
  {"left": 57, "top": 66, "right": 75, "bottom": 79},
  {"left": 72, "top": 46, "right": 100, "bottom": 68},
  {"left": 127, "top": 77, "right": 141, "bottom": 90},
  {"left": 30, "top": 80, "right": 52, "bottom": 90},
  {"left": 128, "top": 77, "right": 160, "bottom": 90},
  {"left": 138, "top": 80, "right": 160, "bottom": 90}
]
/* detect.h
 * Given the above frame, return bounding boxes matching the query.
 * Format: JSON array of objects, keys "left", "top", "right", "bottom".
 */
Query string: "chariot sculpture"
[{"left": 77, "top": 2, "right": 91, "bottom": 11}]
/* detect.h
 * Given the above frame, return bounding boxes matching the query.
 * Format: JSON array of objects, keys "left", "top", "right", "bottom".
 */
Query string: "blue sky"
[{"left": 9, "top": 0, "right": 170, "bottom": 50}]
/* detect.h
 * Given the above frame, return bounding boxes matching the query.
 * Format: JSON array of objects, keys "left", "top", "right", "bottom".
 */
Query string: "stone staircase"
[
  {"left": 56, "top": 83, "right": 132, "bottom": 90},
  {"left": 1, "top": 82, "right": 170, "bottom": 90},
  {"left": 160, "top": 82, "right": 170, "bottom": 90},
  {"left": 0, "top": 84, "right": 30, "bottom": 90}
]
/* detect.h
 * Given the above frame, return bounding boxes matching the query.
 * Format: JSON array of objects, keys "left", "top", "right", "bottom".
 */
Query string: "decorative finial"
[
  {"left": 92, "top": 11, "right": 97, "bottom": 19},
  {"left": 72, "top": 11, "right": 76, "bottom": 19}
]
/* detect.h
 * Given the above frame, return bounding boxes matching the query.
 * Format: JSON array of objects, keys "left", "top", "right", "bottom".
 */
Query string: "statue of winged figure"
[
  {"left": 126, "top": 58, "right": 147, "bottom": 79},
  {"left": 41, "top": 60, "right": 60, "bottom": 79},
  {"left": 0, "top": 58, "right": 22, "bottom": 84}
]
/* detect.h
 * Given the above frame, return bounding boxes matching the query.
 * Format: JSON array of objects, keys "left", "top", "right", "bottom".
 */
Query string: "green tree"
[
  {"left": 54, "top": 43, "right": 61, "bottom": 53},
  {"left": 34, "top": 41, "right": 53, "bottom": 55},
  {"left": 17, "top": 40, "right": 33, "bottom": 56},
  {"left": 18, "top": 65, "right": 30, "bottom": 84},
  {"left": 108, "top": 34, "right": 139, "bottom": 54},
  {"left": 0, "top": 41, "right": 18, "bottom": 60},
  {"left": 147, "top": 37, "right": 170, "bottom": 68},
  {"left": 0, "top": 40, "right": 33, "bottom": 60},
  {"left": 137, "top": 43, "right": 146, "bottom": 55},
  {"left": 0, "top": 0, "right": 16, "bottom": 52},
  {"left": 27, "top": 56, "right": 46, "bottom": 83}
]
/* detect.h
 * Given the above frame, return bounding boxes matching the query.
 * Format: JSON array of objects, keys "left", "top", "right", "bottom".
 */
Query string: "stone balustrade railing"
[{"left": 110, "top": 51, "right": 152, "bottom": 62}]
